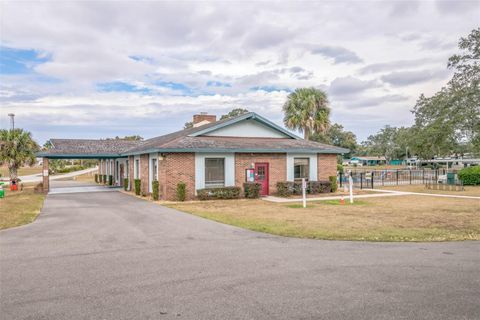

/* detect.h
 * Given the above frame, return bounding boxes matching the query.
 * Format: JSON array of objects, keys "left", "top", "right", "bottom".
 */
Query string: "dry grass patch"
[
  {"left": 0, "top": 185, "right": 45, "bottom": 230},
  {"left": 0, "top": 166, "right": 42, "bottom": 178},
  {"left": 379, "top": 185, "right": 480, "bottom": 197},
  {"left": 167, "top": 196, "right": 480, "bottom": 242}
]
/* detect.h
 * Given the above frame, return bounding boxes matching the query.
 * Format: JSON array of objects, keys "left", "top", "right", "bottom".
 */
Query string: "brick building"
[{"left": 39, "top": 112, "right": 347, "bottom": 200}]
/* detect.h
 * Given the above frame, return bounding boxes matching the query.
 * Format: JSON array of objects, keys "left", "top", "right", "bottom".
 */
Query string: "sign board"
[
  {"left": 245, "top": 169, "right": 255, "bottom": 182},
  {"left": 43, "top": 169, "right": 49, "bottom": 177}
]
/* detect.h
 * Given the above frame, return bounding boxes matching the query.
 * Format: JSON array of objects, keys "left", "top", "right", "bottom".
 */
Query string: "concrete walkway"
[{"left": 1, "top": 184, "right": 479, "bottom": 319}]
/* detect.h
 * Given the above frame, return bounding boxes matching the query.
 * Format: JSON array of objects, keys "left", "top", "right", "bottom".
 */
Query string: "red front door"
[{"left": 254, "top": 163, "right": 269, "bottom": 196}]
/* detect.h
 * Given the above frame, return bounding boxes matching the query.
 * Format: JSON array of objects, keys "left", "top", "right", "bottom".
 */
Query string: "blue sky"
[{"left": 0, "top": 1, "right": 479, "bottom": 144}]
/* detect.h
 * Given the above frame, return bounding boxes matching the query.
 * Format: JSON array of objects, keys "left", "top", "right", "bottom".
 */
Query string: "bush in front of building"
[
  {"left": 276, "top": 181, "right": 332, "bottom": 197},
  {"left": 103, "top": 175, "right": 107, "bottom": 184},
  {"left": 243, "top": 182, "right": 261, "bottom": 198},
  {"left": 124, "top": 178, "right": 128, "bottom": 191},
  {"left": 458, "top": 166, "right": 480, "bottom": 185},
  {"left": 134, "top": 179, "right": 141, "bottom": 195},
  {"left": 176, "top": 182, "right": 186, "bottom": 201},
  {"left": 108, "top": 175, "right": 113, "bottom": 186},
  {"left": 94, "top": 174, "right": 99, "bottom": 183},
  {"left": 152, "top": 180, "right": 159, "bottom": 201},
  {"left": 197, "top": 186, "right": 241, "bottom": 200},
  {"left": 329, "top": 176, "right": 338, "bottom": 192}
]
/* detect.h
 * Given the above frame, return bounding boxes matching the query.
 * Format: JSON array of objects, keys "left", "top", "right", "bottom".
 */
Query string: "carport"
[{"left": 37, "top": 139, "right": 142, "bottom": 193}]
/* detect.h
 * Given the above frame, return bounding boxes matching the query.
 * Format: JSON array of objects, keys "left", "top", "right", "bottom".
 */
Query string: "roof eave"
[{"left": 121, "top": 147, "right": 348, "bottom": 156}]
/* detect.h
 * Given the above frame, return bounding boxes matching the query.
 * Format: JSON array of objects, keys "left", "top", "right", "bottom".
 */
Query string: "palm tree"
[
  {"left": 283, "top": 87, "right": 331, "bottom": 140},
  {"left": 0, "top": 129, "right": 39, "bottom": 179}
]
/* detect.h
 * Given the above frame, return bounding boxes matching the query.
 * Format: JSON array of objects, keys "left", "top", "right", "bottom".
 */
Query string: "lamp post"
[{"left": 8, "top": 113, "right": 15, "bottom": 131}]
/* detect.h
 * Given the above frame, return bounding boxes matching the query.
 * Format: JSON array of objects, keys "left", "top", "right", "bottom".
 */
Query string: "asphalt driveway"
[{"left": 1, "top": 189, "right": 479, "bottom": 319}]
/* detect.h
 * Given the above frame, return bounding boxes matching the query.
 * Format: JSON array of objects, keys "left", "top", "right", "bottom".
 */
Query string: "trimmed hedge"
[
  {"left": 134, "top": 179, "right": 141, "bottom": 195},
  {"left": 276, "top": 181, "right": 332, "bottom": 197},
  {"left": 458, "top": 166, "right": 480, "bottom": 185},
  {"left": 108, "top": 175, "right": 113, "bottom": 186},
  {"left": 197, "top": 186, "right": 241, "bottom": 200},
  {"left": 124, "top": 178, "right": 128, "bottom": 191},
  {"left": 176, "top": 182, "right": 186, "bottom": 201},
  {"left": 103, "top": 175, "right": 107, "bottom": 184},
  {"left": 95, "top": 174, "right": 99, "bottom": 183},
  {"left": 152, "top": 180, "right": 159, "bottom": 201},
  {"left": 329, "top": 176, "right": 338, "bottom": 192},
  {"left": 243, "top": 182, "right": 261, "bottom": 198}
]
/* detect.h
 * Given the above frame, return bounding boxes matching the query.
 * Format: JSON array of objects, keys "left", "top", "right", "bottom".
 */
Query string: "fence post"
[
  {"left": 339, "top": 172, "right": 343, "bottom": 188},
  {"left": 360, "top": 173, "right": 363, "bottom": 189},
  {"left": 371, "top": 171, "right": 374, "bottom": 189},
  {"left": 422, "top": 169, "right": 425, "bottom": 184},
  {"left": 435, "top": 169, "right": 438, "bottom": 182},
  {"left": 409, "top": 170, "right": 412, "bottom": 185},
  {"left": 396, "top": 170, "right": 399, "bottom": 185}
]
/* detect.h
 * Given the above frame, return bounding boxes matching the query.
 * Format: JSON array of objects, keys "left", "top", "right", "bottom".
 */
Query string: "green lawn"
[
  {"left": 0, "top": 166, "right": 42, "bottom": 178},
  {"left": 167, "top": 196, "right": 480, "bottom": 242},
  {"left": 0, "top": 185, "right": 45, "bottom": 230}
]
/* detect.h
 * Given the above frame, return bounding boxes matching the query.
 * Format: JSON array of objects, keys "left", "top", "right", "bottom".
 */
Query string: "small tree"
[{"left": 0, "top": 129, "right": 39, "bottom": 179}]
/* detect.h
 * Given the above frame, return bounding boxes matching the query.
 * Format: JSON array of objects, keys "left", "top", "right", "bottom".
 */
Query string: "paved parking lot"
[{"left": 1, "top": 189, "right": 479, "bottom": 319}]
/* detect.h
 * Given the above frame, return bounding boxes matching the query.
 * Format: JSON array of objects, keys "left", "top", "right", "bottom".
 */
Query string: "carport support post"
[{"left": 42, "top": 157, "right": 49, "bottom": 193}]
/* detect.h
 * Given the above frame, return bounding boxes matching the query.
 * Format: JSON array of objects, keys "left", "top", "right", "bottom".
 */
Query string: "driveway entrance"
[
  {"left": 49, "top": 180, "right": 120, "bottom": 194},
  {"left": 1, "top": 184, "right": 479, "bottom": 319}
]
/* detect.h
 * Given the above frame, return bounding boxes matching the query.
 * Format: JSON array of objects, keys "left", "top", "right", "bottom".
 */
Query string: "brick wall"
[
  {"left": 235, "top": 153, "right": 286, "bottom": 195},
  {"left": 158, "top": 155, "right": 167, "bottom": 199},
  {"left": 128, "top": 156, "right": 134, "bottom": 191},
  {"left": 317, "top": 154, "right": 337, "bottom": 180},
  {"left": 164, "top": 153, "right": 195, "bottom": 201},
  {"left": 140, "top": 154, "right": 149, "bottom": 195}
]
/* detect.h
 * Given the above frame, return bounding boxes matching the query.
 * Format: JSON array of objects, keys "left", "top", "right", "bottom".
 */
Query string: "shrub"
[
  {"left": 176, "top": 182, "right": 187, "bottom": 201},
  {"left": 243, "top": 182, "right": 261, "bottom": 198},
  {"left": 94, "top": 174, "right": 99, "bottom": 183},
  {"left": 309, "top": 181, "right": 332, "bottom": 194},
  {"left": 458, "top": 166, "right": 480, "bottom": 185},
  {"left": 329, "top": 176, "right": 338, "bottom": 192},
  {"left": 108, "top": 175, "right": 113, "bottom": 186},
  {"left": 134, "top": 179, "right": 141, "bottom": 195},
  {"left": 123, "top": 178, "right": 128, "bottom": 191},
  {"left": 103, "top": 175, "right": 107, "bottom": 184},
  {"left": 197, "top": 186, "right": 241, "bottom": 200},
  {"left": 276, "top": 181, "right": 294, "bottom": 197},
  {"left": 152, "top": 180, "right": 159, "bottom": 201},
  {"left": 337, "top": 164, "right": 344, "bottom": 173}
]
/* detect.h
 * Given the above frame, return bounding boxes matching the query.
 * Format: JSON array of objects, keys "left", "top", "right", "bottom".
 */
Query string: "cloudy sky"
[{"left": 1, "top": 0, "right": 479, "bottom": 144}]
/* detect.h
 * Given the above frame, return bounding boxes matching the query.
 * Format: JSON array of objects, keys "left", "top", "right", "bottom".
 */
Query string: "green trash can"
[
  {"left": 0, "top": 182, "right": 4, "bottom": 199},
  {"left": 447, "top": 172, "right": 455, "bottom": 185}
]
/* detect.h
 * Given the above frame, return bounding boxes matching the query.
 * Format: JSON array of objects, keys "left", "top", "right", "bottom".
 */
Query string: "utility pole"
[{"left": 8, "top": 113, "right": 15, "bottom": 131}]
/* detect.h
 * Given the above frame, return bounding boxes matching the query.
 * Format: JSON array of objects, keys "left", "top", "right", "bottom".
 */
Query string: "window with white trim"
[
  {"left": 151, "top": 158, "right": 158, "bottom": 181},
  {"left": 294, "top": 158, "right": 309, "bottom": 180},
  {"left": 205, "top": 158, "right": 225, "bottom": 188}
]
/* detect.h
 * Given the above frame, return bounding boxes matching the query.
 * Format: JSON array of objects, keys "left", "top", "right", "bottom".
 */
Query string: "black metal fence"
[{"left": 338, "top": 169, "right": 455, "bottom": 189}]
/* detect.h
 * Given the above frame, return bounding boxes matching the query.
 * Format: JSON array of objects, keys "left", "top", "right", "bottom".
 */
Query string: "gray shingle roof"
[
  {"left": 43, "top": 139, "right": 141, "bottom": 156},
  {"left": 38, "top": 113, "right": 349, "bottom": 157}
]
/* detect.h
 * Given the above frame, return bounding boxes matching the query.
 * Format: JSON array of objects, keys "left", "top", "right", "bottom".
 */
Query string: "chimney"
[{"left": 193, "top": 112, "right": 216, "bottom": 127}]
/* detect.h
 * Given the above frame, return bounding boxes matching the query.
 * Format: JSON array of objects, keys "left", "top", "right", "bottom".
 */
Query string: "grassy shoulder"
[
  {"left": 166, "top": 196, "right": 480, "bottom": 242},
  {"left": 0, "top": 166, "right": 42, "bottom": 177},
  {"left": 379, "top": 185, "right": 480, "bottom": 197},
  {"left": 0, "top": 185, "right": 45, "bottom": 230}
]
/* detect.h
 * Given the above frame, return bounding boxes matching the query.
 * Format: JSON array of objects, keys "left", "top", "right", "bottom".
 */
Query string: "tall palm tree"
[
  {"left": 0, "top": 129, "right": 39, "bottom": 179},
  {"left": 283, "top": 87, "right": 331, "bottom": 140}
]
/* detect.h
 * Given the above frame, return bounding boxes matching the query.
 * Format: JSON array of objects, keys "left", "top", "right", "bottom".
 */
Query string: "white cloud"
[{"left": 0, "top": 1, "right": 478, "bottom": 142}]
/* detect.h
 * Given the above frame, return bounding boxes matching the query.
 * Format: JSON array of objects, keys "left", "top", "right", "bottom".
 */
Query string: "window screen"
[
  {"left": 205, "top": 158, "right": 225, "bottom": 187},
  {"left": 294, "top": 158, "right": 309, "bottom": 180}
]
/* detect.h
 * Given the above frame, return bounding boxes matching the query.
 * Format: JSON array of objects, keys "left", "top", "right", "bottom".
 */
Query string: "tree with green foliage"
[
  {"left": 283, "top": 87, "right": 330, "bottom": 140},
  {"left": 107, "top": 135, "right": 143, "bottom": 141},
  {"left": 219, "top": 108, "right": 249, "bottom": 120},
  {"left": 0, "top": 129, "right": 39, "bottom": 179},
  {"left": 411, "top": 28, "right": 480, "bottom": 158},
  {"left": 360, "top": 126, "right": 413, "bottom": 161},
  {"left": 311, "top": 123, "right": 357, "bottom": 157}
]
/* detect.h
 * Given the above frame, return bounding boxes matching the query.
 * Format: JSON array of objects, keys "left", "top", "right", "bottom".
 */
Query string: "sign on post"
[
  {"left": 43, "top": 169, "right": 49, "bottom": 177},
  {"left": 302, "top": 178, "right": 307, "bottom": 208}
]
